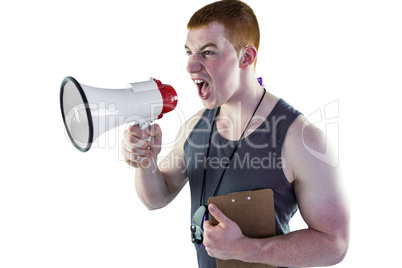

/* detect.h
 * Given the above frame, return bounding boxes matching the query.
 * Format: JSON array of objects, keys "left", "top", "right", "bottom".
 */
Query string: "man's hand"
[
  {"left": 121, "top": 124, "right": 162, "bottom": 168},
  {"left": 203, "top": 203, "right": 245, "bottom": 260}
]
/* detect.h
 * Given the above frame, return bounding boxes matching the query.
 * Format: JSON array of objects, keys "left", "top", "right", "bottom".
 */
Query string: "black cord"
[
  {"left": 199, "top": 88, "right": 267, "bottom": 205},
  {"left": 199, "top": 107, "right": 219, "bottom": 206}
]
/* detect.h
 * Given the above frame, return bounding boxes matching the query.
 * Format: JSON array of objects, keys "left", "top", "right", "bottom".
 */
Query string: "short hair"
[{"left": 187, "top": 0, "right": 260, "bottom": 58}]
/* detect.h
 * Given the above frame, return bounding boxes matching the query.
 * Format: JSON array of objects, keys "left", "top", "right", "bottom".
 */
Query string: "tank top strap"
[{"left": 265, "top": 98, "right": 302, "bottom": 148}]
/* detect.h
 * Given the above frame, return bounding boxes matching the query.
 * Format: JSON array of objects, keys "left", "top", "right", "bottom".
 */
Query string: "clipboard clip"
[{"left": 190, "top": 205, "right": 208, "bottom": 247}]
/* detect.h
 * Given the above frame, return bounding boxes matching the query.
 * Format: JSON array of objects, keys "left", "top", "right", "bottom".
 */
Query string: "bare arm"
[{"left": 203, "top": 117, "right": 350, "bottom": 266}]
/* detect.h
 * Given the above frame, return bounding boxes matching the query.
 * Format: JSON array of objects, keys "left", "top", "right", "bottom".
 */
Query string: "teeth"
[{"left": 194, "top": 79, "right": 206, "bottom": 97}]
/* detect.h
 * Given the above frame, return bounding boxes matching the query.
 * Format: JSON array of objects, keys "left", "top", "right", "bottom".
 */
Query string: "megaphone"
[{"left": 60, "top": 76, "right": 178, "bottom": 152}]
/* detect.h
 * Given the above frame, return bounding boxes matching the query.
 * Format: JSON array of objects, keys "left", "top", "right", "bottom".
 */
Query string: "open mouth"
[{"left": 194, "top": 79, "right": 210, "bottom": 99}]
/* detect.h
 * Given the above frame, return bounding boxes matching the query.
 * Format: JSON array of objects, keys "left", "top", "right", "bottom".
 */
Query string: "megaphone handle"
[{"left": 139, "top": 121, "right": 152, "bottom": 145}]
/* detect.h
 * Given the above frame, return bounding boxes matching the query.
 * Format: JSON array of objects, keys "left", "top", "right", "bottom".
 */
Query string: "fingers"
[
  {"left": 128, "top": 124, "right": 162, "bottom": 139},
  {"left": 146, "top": 124, "right": 162, "bottom": 137},
  {"left": 121, "top": 124, "right": 162, "bottom": 168},
  {"left": 128, "top": 125, "right": 150, "bottom": 140},
  {"left": 146, "top": 124, "right": 162, "bottom": 147},
  {"left": 121, "top": 140, "right": 151, "bottom": 161},
  {"left": 208, "top": 203, "right": 230, "bottom": 226},
  {"left": 122, "top": 125, "right": 151, "bottom": 167},
  {"left": 124, "top": 129, "right": 150, "bottom": 150},
  {"left": 203, "top": 204, "right": 229, "bottom": 247}
]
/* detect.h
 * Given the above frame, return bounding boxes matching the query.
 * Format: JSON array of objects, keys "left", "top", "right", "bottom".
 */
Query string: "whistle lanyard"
[{"left": 199, "top": 88, "right": 266, "bottom": 206}]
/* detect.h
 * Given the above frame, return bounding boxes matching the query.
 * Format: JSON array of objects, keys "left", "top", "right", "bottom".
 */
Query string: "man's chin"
[{"left": 201, "top": 98, "right": 220, "bottom": 110}]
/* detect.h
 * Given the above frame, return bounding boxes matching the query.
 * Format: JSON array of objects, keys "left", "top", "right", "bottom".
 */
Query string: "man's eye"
[
  {"left": 202, "top": 50, "right": 213, "bottom": 56},
  {"left": 186, "top": 50, "right": 192, "bottom": 56}
]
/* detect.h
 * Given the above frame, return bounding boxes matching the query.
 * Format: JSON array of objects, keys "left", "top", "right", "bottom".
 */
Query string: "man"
[{"left": 121, "top": 0, "right": 350, "bottom": 267}]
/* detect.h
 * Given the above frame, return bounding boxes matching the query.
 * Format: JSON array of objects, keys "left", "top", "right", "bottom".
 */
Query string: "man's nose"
[{"left": 186, "top": 55, "right": 202, "bottom": 74}]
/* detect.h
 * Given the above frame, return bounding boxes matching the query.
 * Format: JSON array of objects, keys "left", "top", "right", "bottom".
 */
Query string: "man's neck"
[
  {"left": 219, "top": 77, "right": 263, "bottom": 118},
  {"left": 215, "top": 78, "right": 276, "bottom": 141}
]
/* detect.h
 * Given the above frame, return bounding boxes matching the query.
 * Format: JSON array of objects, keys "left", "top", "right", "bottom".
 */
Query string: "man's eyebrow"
[
  {"left": 185, "top": 43, "right": 218, "bottom": 51},
  {"left": 200, "top": 43, "right": 218, "bottom": 51}
]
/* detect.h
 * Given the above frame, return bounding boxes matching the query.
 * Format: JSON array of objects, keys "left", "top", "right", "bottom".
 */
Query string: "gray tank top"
[{"left": 184, "top": 98, "right": 302, "bottom": 268}]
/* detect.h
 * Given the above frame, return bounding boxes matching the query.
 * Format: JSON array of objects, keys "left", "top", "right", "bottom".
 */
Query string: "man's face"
[{"left": 185, "top": 22, "right": 241, "bottom": 109}]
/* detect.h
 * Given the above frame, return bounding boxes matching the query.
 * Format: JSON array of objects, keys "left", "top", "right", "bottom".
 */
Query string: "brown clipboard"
[{"left": 208, "top": 188, "right": 276, "bottom": 268}]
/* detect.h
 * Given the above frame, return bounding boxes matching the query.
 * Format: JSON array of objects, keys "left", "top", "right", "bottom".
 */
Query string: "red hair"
[{"left": 187, "top": 0, "right": 260, "bottom": 59}]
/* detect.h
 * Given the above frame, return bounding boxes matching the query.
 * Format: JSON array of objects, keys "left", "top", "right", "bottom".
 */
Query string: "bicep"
[
  {"left": 294, "top": 162, "right": 349, "bottom": 236},
  {"left": 291, "top": 123, "right": 350, "bottom": 242}
]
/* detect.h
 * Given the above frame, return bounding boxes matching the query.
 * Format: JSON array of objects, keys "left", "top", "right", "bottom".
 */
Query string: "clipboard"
[{"left": 208, "top": 188, "right": 276, "bottom": 268}]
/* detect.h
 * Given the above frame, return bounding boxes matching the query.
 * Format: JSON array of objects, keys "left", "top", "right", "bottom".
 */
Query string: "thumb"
[
  {"left": 147, "top": 124, "right": 162, "bottom": 145},
  {"left": 209, "top": 203, "right": 231, "bottom": 226},
  {"left": 147, "top": 124, "right": 162, "bottom": 137}
]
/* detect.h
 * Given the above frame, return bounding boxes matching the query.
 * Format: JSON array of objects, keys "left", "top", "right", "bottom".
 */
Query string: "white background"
[{"left": 1, "top": 0, "right": 401, "bottom": 267}]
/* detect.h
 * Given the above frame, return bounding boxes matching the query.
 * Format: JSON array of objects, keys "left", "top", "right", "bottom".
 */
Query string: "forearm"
[
  {"left": 237, "top": 228, "right": 348, "bottom": 267},
  {"left": 134, "top": 159, "right": 170, "bottom": 210}
]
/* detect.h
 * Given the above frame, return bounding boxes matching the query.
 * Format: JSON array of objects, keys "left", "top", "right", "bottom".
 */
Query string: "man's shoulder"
[
  {"left": 286, "top": 115, "right": 328, "bottom": 155},
  {"left": 283, "top": 115, "right": 337, "bottom": 182},
  {"left": 172, "top": 109, "right": 207, "bottom": 152},
  {"left": 181, "top": 108, "right": 207, "bottom": 137}
]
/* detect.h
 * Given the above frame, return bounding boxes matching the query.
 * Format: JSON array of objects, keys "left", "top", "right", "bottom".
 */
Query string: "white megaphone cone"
[{"left": 60, "top": 76, "right": 178, "bottom": 152}]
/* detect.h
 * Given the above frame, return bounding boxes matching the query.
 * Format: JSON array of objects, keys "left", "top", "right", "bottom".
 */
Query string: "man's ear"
[{"left": 239, "top": 45, "right": 257, "bottom": 69}]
